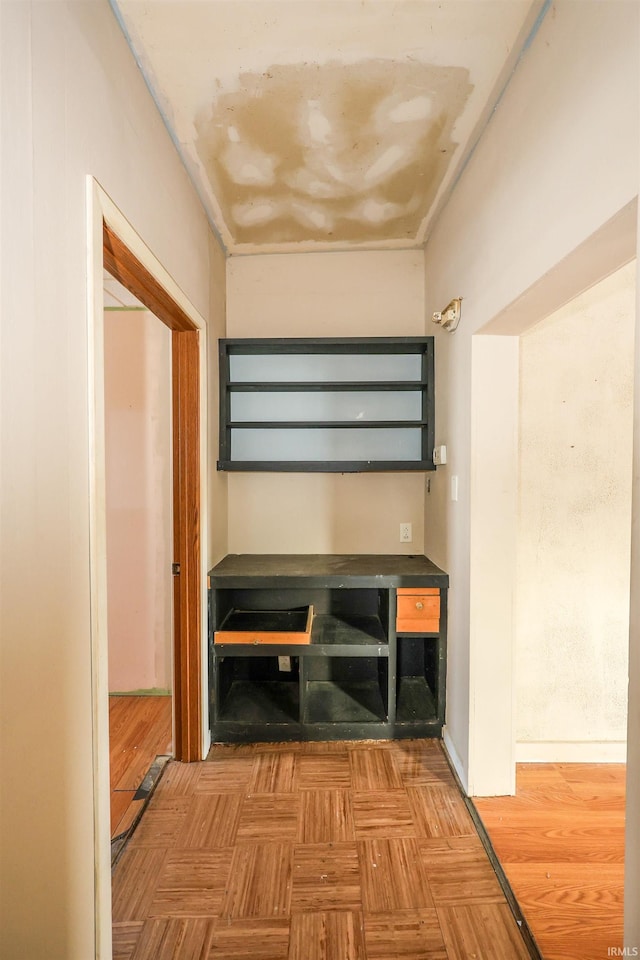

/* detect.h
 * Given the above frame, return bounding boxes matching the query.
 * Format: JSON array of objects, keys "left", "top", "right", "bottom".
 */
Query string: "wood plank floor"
[
  {"left": 474, "top": 763, "right": 625, "bottom": 960},
  {"left": 110, "top": 695, "right": 173, "bottom": 839},
  {"left": 112, "top": 739, "right": 531, "bottom": 960}
]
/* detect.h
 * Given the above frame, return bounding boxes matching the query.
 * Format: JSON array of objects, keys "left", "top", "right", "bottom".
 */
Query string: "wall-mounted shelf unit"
[
  {"left": 217, "top": 337, "right": 435, "bottom": 472},
  {"left": 208, "top": 554, "right": 448, "bottom": 743}
]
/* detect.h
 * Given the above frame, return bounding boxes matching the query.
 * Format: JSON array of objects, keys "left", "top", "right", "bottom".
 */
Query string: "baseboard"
[
  {"left": 442, "top": 725, "right": 468, "bottom": 791},
  {"left": 516, "top": 740, "right": 627, "bottom": 763},
  {"left": 109, "top": 688, "right": 172, "bottom": 697}
]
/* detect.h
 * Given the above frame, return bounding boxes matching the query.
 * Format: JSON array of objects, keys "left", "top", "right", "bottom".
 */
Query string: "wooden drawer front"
[
  {"left": 396, "top": 591, "right": 440, "bottom": 634},
  {"left": 397, "top": 596, "right": 440, "bottom": 619}
]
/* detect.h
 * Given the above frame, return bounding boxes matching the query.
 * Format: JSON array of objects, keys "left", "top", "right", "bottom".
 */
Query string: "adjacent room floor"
[
  {"left": 474, "top": 762, "right": 625, "bottom": 960},
  {"left": 111, "top": 738, "right": 531, "bottom": 960},
  {"left": 110, "top": 694, "right": 173, "bottom": 841}
]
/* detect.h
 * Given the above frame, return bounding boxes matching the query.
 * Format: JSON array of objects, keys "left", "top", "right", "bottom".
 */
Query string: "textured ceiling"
[{"left": 113, "top": 0, "right": 542, "bottom": 255}]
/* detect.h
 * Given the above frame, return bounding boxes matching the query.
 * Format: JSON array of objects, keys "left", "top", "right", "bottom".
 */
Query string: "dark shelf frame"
[{"left": 218, "top": 337, "right": 435, "bottom": 473}]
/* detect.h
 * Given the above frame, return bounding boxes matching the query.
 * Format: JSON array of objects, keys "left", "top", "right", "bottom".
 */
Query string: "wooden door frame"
[
  {"left": 87, "top": 179, "right": 208, "bottom": 959},
  {"left": 103, "top": 222, "right": 201, "bottom": 763}
]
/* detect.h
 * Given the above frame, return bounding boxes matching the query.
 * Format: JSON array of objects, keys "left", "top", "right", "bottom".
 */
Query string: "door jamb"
[
  {"left": 102, "top": 222, "right": 202, "bottom": 762},
  {"left": 87, "top": 178, "right": 208, "bottom": 959}
]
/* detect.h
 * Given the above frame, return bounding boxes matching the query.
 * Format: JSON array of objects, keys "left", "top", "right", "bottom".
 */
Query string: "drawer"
[
  {"left": 215, "top": 606, "right": 314, "bottom": 644},
  {"left": 396, "top": 589, "right": 440, "bottom": 634}
]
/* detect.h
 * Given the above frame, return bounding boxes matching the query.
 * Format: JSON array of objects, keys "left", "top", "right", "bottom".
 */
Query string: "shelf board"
[
  {"left": 227, "top": 381, "right": 426, "bottom": 392},
  {"left": 209, "top": 553, "right": 449, "bottom": 587},
  {"left": 229, "top": 420, "right": 428, "bottom": 429},
  {"left": 222, "top": 337, "right": 435, "bottom": 355},
  {"left": 213, "top": 643, "right": 389, "bottom": 657},
  {"left": 217, "top": 460, "right": 436, "bottom": 473}
]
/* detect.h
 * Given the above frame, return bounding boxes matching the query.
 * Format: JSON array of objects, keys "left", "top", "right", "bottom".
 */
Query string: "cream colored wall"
[
  {"left": 423, "top": 0, "right": 638, "bottom": 794},
  {"left": 208, "top": 232, "right": 229, "bottom": 567},
  {"left": 516, "top": 263, "right": 635, "bottom": 759},
  {"left": 104, "top": 309, "right": 173, "bottom": 693},
  {"left": 625, "top": 194, "right": 640, "bottom": 951},
  {"left": 226, "top": 250, "right": 426, "bottom": 554},
  {"left": 0, "top": 2, "right": 220, "bottom": 958}
]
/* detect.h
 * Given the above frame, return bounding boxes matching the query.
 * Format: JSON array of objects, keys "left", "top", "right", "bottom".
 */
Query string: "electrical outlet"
[
  {"left": 400, "top": 522, "right": 412, "bottom": 543},
  {"left": 278, "top": 656, "right": 292, "bottom": 672}
]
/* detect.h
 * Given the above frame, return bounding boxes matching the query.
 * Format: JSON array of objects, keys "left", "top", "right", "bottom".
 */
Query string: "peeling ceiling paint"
[
  {"left": 195, "top": 59, "right": 472, "bottom": 246},
  {"left": 112, "top": 1, "right": 542, "bottom": 255}
]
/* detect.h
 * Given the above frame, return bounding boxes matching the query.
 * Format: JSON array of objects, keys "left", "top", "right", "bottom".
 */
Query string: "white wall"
[
  {"left": 226, "top": 249, "right": 427, "bottom": 554},
  {"left": 516, "top": 263, "right": 635, "bottom": 760},
  {"left": 104, "top": 309, "right": 173, "bottom": 694},
  {"left": 0, "top": 2, "right": 221, "bottom": 958},
  {"left": 208, "top": 233, "right": 229, "bottom": 567},
  {"left": 625, "top": 194, "right": 640, "bottom": 953},
  {"left": 423, "top": 0, "right": 638, "bottom": 794}
]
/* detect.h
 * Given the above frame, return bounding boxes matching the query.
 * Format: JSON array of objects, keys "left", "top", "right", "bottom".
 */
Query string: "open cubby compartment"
[
  {"left": 302, "top": 656, "right": 389, "bottom": 723},
  {"left": 311, "top": 587, "right": 389, "bottom": 649},
  {"left": 216, "top": 655, "right": 300, "bottom": 723},
  {"left": 395, "top": 636, "right": 439, "bottom": 722},
  {"left": 213, "top": 586, "right": 390, "bottom": 651}
]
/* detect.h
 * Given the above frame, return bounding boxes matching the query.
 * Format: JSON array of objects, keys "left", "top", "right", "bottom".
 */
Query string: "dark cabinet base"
[{"left": 209, "top": 554, "right": 447, "bottom": 745}]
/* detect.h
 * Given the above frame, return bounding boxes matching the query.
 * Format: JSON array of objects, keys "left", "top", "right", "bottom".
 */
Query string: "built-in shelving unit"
[
  {"left": 217, "top": 337, "right": 435, "bottom": 472},
  {"left": 208, "top": 554, "right": 448, "bottom": 743}
]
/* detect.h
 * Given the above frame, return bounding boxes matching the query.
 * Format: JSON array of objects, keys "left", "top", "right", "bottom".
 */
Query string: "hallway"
[{"left": 111, "top": 739, "right": 530, "bottom": 959}]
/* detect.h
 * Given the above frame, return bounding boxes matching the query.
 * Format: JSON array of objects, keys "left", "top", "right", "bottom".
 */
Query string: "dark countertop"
[{"left": 209, "top": 554, "right": 448, "bottom": 589}]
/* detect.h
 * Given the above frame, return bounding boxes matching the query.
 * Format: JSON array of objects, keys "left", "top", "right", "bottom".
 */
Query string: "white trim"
[
  {"left": 468, "top": 335, "right": 519, "bottom": 800},
  {"left": 516, "top": 740, "right": 627, "bottom": 764},
  {"left": 87, "top": 179, "right": 112, "bottom": 960},
  {"left": 466, "top": 204, "right": 636, "bottom": 800},
  {"left": 87, "top": 177, "right": 209, "bottom": 959},
  {"left": 443, "top": 726, "right": 468, "bottom": 793}
]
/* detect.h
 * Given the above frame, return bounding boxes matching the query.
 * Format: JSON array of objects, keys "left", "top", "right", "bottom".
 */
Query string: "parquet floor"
[
  {"left": 111, "top": 739, "right": 531, "bottom": 960},
  {"left": 474, "top": 763, "right": 625, "bottom": 960},
  {"left": 110, "top": 695, "right": 173, "bottom": 839}
]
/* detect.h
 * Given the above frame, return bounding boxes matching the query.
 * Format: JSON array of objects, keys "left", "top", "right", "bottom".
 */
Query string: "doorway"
[
  {"left": 464, "top": 202, "right": 637, "bottom": 956},
  {"left": 103, "top": 280, "right": 174, "bottom": 853},
  {"left": 465, "top": 199, "right": 638, "bottom": 797},
  {"left": 473, "top": 264, "right": 635, "bottom": 959},
  {"left": 103, "top": 221, "right": 202, "bottom": 764},
  {"left": 88, "top": 181, "right": 209, "bottom": 957}
]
